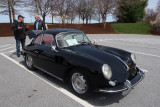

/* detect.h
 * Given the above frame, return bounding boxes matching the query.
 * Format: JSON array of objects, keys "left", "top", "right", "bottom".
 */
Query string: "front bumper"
[{"left": 98, "top": 70, "right": 145, "bottom": 94}]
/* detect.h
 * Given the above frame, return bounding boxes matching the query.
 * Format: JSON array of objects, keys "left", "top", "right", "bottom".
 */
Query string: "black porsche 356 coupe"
[{"left": 23, "top": 29, "right": 145, "bottom": 98}]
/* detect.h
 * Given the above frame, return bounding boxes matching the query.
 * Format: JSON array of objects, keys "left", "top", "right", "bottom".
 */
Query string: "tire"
[
  {"left": 25, "top": 54, "right": 35, "bottom": 70},
  {"left": 69, "top": 69, "right": 92, "bottom": 99}
]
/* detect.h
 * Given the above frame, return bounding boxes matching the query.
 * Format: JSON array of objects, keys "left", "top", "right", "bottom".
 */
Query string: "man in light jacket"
[{"left": 34, "top": 14, "right": 46, "bottom": 30}]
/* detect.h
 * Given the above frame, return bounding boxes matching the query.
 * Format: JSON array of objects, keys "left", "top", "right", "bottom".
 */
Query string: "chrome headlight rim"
[
  {"left": 102, "top": 64, "right": 112, "bottom": 80},
  {"left": 131, "top": 53, "right": 136, "bottom": 63}
]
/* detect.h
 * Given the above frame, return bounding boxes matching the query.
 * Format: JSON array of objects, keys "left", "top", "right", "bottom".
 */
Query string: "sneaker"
[{"left": 17, "top": 54, "right": 21, "bottom": 57}]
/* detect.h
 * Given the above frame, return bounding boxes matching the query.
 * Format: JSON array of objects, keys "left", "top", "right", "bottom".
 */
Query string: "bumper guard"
[{"left": 98, "top": 70, "right": 145, "bottom": 94}]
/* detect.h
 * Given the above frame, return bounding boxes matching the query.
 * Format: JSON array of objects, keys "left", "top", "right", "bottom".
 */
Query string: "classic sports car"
[{"left": 23, "top": 29, "right": 145, "bottom": 98}]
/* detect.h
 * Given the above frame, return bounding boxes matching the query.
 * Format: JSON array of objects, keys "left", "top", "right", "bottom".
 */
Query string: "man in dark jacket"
[
  {"left": 11, "top": 15, "right": 29, "bottom": 57},
  {"left": 34, "top": 14, "right": 46, "bottom": 30}
]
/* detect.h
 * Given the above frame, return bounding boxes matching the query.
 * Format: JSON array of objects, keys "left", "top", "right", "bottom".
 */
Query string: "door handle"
[
  {"left": 34, "top": 49, "right": 43, "bottom": 54},
  {"left": 34, "top": 50, "right": 39, "bottom": 54}
]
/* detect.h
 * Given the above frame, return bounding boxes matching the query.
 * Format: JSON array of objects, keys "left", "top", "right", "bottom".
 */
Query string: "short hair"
[{"left": 35, "top": 14, "right": 40, "bottom": 18}]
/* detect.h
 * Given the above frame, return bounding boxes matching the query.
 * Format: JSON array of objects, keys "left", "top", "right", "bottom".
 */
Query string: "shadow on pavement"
[{"left": 9, "top": 52, "right": 17, "bottom": 58}]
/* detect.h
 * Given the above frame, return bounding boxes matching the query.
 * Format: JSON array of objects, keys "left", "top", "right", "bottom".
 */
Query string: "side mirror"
[{"left": 51, "top": 46, "right": 58, "bottom": 52}]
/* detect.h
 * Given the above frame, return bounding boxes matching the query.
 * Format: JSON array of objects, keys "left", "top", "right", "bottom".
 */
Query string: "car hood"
[
  {"left": 96, "top": 45, "right": 132, "bottom": 62},
  {"left": 72, "top": 44, "right": 131, "bottom": 75}
]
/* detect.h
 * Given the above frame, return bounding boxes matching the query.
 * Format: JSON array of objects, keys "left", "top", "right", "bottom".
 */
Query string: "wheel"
[
  {"left": 25, "top": 54, "right": 35, "bottom": 70},
  {"left": 69, "top": 70, "right": 92, "bottom": 99}
]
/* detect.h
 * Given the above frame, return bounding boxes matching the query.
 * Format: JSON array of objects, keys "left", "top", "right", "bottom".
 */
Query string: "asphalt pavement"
[{"left": 0, "top": 34, "right": 160, "bottom": 107}]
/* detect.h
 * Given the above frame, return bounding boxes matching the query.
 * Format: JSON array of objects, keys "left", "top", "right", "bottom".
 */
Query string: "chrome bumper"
[{"left": 99, "top": 70, "right": 145, "bottom": 94}]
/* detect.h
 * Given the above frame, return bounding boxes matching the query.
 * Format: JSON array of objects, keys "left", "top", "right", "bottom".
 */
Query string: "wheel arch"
[{"left": 63, "top": 66, "right": 98, "bottom": 88}]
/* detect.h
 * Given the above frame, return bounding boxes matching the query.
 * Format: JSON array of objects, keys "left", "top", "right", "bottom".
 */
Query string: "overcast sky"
[{"left": 0, "top": 0, "right": 158, "bottom": 23}]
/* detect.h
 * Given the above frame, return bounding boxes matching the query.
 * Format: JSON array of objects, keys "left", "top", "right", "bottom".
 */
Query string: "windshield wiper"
[{"left": 79, "top": 40, "right": 89, "bottom": 44}]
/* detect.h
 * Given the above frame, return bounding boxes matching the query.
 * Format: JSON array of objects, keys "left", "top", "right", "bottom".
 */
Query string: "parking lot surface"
[{"left": 0, "top": 34, "right": 160, "bottom": 107}]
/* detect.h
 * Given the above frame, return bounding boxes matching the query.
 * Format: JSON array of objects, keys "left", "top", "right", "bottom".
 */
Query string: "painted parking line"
[
  {"left": 129, "top": 51, "right": 160, "bottom": 58},
  {"left": 9, "top": 49, "right": 16, "bottom": 52},
  {"left": 103, "top": 41, "right": 160, "bottom": 50},
  {"left": 0, "top": 44, "right": 13, "bottom": 49},
  {"left": 0, "top": 53, "right": 94, "bottom": 107},
  {"left": 92, "top": 40, "right": 160, "bottom": 58},
  {"left": 0, "top": 46, "right": 15, "bottom": 52},
  {"left": 104, "top": 39, "right": 160, "bottom": 45},
  {"left": 142, "top": 69, "right": 148, "bottom": 73},
  {"left": 100, "top": 39, "right": 103, "bottom": 42}
]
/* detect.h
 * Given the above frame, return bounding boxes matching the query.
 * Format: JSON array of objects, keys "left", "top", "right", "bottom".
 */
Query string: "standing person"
[
  {"left": 11, "top": 15, "right": 29, "bottom": 57},
  {"left": 34, "top": 14, "right": 46, "bottom": 30}
]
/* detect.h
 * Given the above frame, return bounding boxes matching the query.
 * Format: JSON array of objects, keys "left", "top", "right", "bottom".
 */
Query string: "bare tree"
[
  {"left": 10, "top": 0, "right": 15, "bottom": 21},
  {"left": 51, "top": 13, "right": 56, "bottom": 24},
  {"left": 96, "top": 0, "right": 117, "bottom": 28},
  {"left": 10, "top": 0, "right": 25, "bottom": 21},
  {"left": 76, "top": 0, "right": 89, "bottom": 24},
  {"left": 50, "top": 0, "right": 57, "bottom": 24},
  {"left": 68, "top": 10, "right": 77, "bottom": 24},
  {"left": 0, "top": 0, "right": 25, "bottom": 23},
  {"left": 84, "top": 0, "right": 95, "bottom": 24},
  {"left": 0, "top": 0, "right": 12, "bottom": 23},
  {"left": 75, "top": 0, "right": 95, "bottom": 24},
  {"left": 94, "top": 1, "right": 103, "bottom": 23},
  {"left": 75, "top": 0, "right": 83, "bottom": 23},
  {"left": 67, "top": 2, "right": 77, "bottom": 24},
  {"left": 156, "top": 0, "right": 160, "bottom": 13},
  {"left": 54, "top": 0, "right": 74, "bottom": 24},
  {"left": 145, "top": 8, "right": 158, "bottom": 22},
  {"left": 26, "top": 9, "right": 36, "bottom": 23},
  {"left": 26, "top": 0, "right": 52, "bottom": 23},
  {"left": 8, "top": 0, "right": 12, "bottom": 23}
]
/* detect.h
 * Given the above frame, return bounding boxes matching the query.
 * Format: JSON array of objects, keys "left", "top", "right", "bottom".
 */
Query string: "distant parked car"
[{"left": 23, "top": 29, "right": 145, "bottom": 98}]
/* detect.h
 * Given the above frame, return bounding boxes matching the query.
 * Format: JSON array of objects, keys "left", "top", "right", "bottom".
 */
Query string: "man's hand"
[{"left": 18, "top": 26, "right": 23, "bottom": 29}]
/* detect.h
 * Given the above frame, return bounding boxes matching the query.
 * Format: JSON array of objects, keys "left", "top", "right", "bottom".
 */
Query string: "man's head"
[
  {"left": 35, "top": 14, "right": 40, "bottom": 21},
  {"left": 18, "top": 15, "right": 25, "bottom": 22}
]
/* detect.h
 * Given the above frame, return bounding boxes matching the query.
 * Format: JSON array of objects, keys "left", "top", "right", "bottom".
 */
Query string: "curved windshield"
[{"left": 56, "top": 32, "right": 90, "bottom": 48}]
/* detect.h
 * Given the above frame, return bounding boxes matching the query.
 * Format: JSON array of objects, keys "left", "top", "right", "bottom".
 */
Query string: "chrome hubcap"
[
  {"left": 71, "top": 73, "right": 87, "bottom": 94},
  {"left": 26, "top": 54, "right": 33, "bottom": 68}
]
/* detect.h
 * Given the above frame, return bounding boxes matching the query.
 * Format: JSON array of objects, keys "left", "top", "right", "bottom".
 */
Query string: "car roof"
[{"left": 40, "top": 28, "right": 83, "bottom": 37}]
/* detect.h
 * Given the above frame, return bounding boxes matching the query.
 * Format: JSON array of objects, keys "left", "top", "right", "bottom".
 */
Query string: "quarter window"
[
  {"left": 41, "top": 34, "right": 55, "bottom": 47},
  {"left": 35, "top": 35, "right": 42, "bottom": 44}
]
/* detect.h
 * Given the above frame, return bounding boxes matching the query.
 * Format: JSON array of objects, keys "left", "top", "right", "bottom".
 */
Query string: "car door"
[
  {"left": 31, "top": 34, "right": 43, "bottom": 66},
  {"left": 34, "top": 34, "right": 60, "bottom": 77}
]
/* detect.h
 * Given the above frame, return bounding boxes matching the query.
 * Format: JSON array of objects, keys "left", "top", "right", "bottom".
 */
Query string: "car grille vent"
[{"left": 128, "top": 64, "right": 138, "bottom": 80}]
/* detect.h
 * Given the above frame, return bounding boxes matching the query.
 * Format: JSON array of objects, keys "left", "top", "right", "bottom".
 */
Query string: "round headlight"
[
  {"left": 102, "top": 64, "right": 112, "bottom": 80},
  {"left": 131, "top": 53, "right": 136, "bottom": 63}
]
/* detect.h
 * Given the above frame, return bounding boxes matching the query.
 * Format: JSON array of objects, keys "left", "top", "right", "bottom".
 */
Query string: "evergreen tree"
[{"left": 117, "top": 0, "right": 148, "bottom": 23}]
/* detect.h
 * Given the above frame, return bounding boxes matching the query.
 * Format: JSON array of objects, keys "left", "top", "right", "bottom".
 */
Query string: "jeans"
[{"left": 16, "top": 38, "right": 26, "bottom": 55}]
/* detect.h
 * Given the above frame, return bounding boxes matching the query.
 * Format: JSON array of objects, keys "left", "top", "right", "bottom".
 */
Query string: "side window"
[
  {"left": 41, "top": 34, "right": 55, "bottom": 47},
  {"left": 35, "top": 35, "right": 42, "bottom": 44}
]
